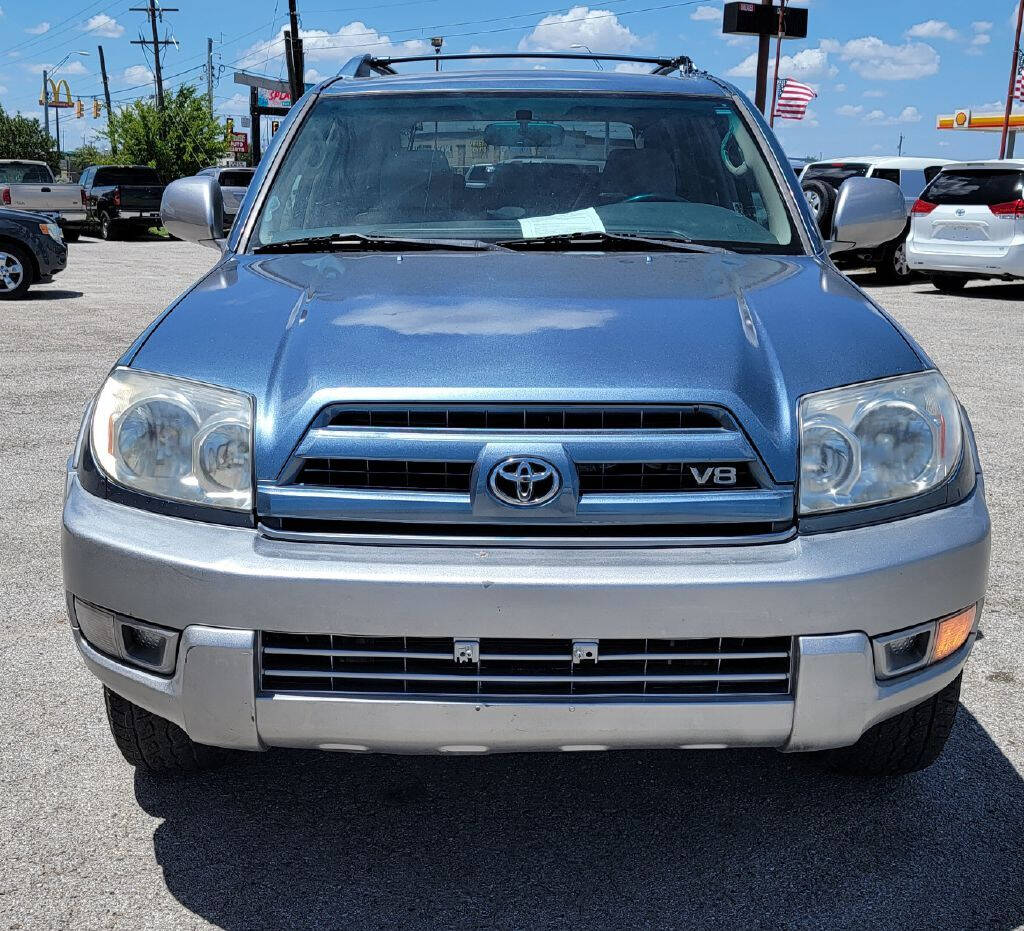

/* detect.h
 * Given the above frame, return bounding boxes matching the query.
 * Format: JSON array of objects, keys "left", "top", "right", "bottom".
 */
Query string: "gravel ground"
[{"left": 1, "top": 239, "right": 1022, "bottom": 930}]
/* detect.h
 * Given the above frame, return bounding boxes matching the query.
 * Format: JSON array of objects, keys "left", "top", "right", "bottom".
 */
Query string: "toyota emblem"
[{"left": 488, "top": 457, "right": 561, "bottom": 507}]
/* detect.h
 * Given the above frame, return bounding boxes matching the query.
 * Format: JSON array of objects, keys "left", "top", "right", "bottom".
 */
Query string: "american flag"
[
  {"left": 774, "top": 78, "right": 817, "bottom": 121},
  {"left": 1016, "top": 52, "right": 1024, "bottom": 102}
]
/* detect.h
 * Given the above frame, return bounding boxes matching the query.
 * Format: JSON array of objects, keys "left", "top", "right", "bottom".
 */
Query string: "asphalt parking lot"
[{"left": 1, "top": 237, "right": 1022, "bottom": 930}]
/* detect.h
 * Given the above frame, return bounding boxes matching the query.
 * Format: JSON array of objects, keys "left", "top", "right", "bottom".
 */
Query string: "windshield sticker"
[{"left": 518, "top": 207, "right": 606, "bottom": 239}]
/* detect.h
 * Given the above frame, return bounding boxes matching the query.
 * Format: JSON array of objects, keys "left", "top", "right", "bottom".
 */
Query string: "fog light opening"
[
  {"left": 932, "top": 605, "right": 977, "bottom": 664},
  {"left": 115, "top": 618, "right": 179, "bottom": 675},
  {"left": 873, "top": 622, "right": 934, "bottom": 679}
]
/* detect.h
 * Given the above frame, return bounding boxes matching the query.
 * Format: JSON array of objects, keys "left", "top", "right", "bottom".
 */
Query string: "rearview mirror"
[
  {"left": 161, "top": 176, "right": 225, "bottom": 249},
  {"left": 483, "top": 121, "right": 565, "bottom": 148},
  {"left": 828, "top": 176, "right": 906, "bottom": 255}
]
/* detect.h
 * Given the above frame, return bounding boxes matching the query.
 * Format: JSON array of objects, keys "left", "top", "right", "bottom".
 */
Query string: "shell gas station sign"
[{"left": 937, "top": 108, "right": 1024, "bottom": 133}]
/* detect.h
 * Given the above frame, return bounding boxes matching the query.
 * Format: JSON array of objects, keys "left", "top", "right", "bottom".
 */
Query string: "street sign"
[{"left": 722, "top": 2, "right": 808, "bottom": 39}]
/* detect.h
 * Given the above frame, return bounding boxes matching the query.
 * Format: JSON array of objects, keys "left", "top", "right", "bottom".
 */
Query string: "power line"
[
  {"left": 129, "top": 0, "right": 179, "bottom": 109},
  {"left": 1, "top": 0, "right": 135, "bottom": 60}
]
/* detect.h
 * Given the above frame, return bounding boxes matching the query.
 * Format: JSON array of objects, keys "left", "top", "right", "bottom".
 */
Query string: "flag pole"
[
  {"left": 768, "top": 0, "right": 787, "bottom": 128},
  {"left": 1001, "top": 1, "right": 1024, "bottom": 159}
]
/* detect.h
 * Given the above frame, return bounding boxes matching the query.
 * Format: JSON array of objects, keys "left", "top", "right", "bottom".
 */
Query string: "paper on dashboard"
[{"left": 518, "top": 207, "right": 606, "bottom": 239}]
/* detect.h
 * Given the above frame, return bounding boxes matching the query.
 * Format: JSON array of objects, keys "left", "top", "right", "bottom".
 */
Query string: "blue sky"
[{"left": 0, "top": 0, "right": 1018, "bottom": 160}]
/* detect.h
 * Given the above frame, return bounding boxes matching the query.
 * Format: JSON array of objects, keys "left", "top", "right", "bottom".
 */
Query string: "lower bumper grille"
[{"left": 260, "top": 633, "right": 793, "bottom": 699}]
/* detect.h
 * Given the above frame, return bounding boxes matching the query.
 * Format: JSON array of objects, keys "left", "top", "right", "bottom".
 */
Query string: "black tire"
[
  {"left": 99, "top": 212, "right": 119, "bottom": 241},
  {"left": 0, "top": 243, "right": 34, "bottom": 300},
  {"left": 104, "top": 686, "right": 231, "bottom": 776},
  {"left": 801, "top": 179, "right": 836, "bottom": 235},
  {"left": 876, "top": 236, "right": 913, "bottom": 284},
  {"left": 932, "top": 273, "right": 969, "bottom": 294},
  {"left": 821, "top": 673, "right": 961, "bottom": 778}
]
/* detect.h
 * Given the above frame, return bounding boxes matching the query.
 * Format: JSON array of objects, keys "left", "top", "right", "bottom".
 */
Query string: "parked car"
[
  {"left": 0, "top": 159, "right": 85, "bottom": 241},
  {"left": 0, "top": 207, "right": 67, "bottom": 299},
  {"left": 65, "top": 53, "right": 989, "bottom": 781},
  {"left": 196, "top": 166, "right": 255, "bottom": 230},
  {"left": 800, "top": 156, "right": 954, "bottom": 282},
  {"left": 464, "top": 163, "right": 495, "bottom": 189},
  {"left": 80, "top": 165, "right": 165, "bottom": 240},
  {"left": 907, "top": 159, "right": 1024, "bottom": 292}
]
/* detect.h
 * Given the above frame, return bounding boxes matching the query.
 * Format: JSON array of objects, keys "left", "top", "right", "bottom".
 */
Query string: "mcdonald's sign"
[{"left": 39, "top": 78, "right": 75, "bottom": 109}]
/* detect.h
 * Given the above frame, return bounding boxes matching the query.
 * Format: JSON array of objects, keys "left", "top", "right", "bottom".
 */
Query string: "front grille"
[
  {"left": 294, "top": 459, "right": 473, "bottom": 492},
  {"left": 260, "top": 633, "right": 793, "bottom": 698},
  {"left": 577, "top": 462, "right": 759, "bottom": 494},
  {"left": 326, "top": 405, "right": 729, "bottom": 432}
]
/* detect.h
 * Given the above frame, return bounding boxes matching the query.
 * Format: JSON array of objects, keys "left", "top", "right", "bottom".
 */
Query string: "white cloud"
[
  {"left": 834, "top": 83, "right": 847, "bottom": 92},
  {"left": 518, "top": 6, "right": 641, "bottom": 52},
  {"left": 25, "top": 21, "right": 49, "bottom": 35},
  {"left": 836, "top": 104, "right": 863, "bottom": 117},
  {"left": 972, "top": 21, "right": 993, "bottom": 32},
  {"left": 25, "top": 59, "right": 89, "bottom": 76},
  {"left": 237, "top": 22, "right": 428, "bottom": 70},
  {"left": 121, "top": 64, "right": 153, "bottom": 85},
  {"left": 728, "top": 44, "right": 836, "bottom": 81},
  {"left": 0, "top": 84, "right": 6, "bottom": 94},
  {"left": 612, "top": 61, "right": 650, "bottom": 73},
  {"left": 83, "top": 13, "right": 124, "bottom": 38},
  {"left": 966, "top": 33, "right": 992, "bottom": 55},
  {"left": 690, "top": 5, "right": 720, "bottom": 21},
  {"left": 906, "top": 20, "right": 958, "bottom": 41},
  {"left": 837, "top": 36, "right": 939, "bottom": 80},
  {"left": 864, "top": 108, "right": 887, "bottom": 122},
  {"left": 862, "top": 106, "right": 922, "bottom": 125},
  {"left": 863, "top": 88, "right": 886, "bottom": 98},
  {"left": 896, "top": 105, "right": 922, "bottom": 123},
  {"left": 215, "top": 91, "right": 248, "bottom": 117}
]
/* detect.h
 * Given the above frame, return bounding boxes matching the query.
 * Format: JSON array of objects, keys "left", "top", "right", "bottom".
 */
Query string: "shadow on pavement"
[
  {"left": 135, "top": 708, "right": 1024, "bottom": 929},
  {"left": 21, "top": 289, "right": 84, "bottom": 300}
]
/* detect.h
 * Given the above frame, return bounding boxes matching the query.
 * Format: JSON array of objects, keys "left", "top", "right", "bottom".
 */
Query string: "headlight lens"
[
  {"left": 91, "top": 368, "right": 253, "bottom": 511},
  {"left": 798, "top": 371, "right": 962, "bottom": 514}
]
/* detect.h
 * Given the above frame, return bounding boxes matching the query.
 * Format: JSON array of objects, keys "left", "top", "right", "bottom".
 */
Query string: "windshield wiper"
[
  {"left": 496, "top": 230, "right": 729, "bottom": 254},
  {"left": 254, "top": 233, "right": 508, "bottom": 254}
]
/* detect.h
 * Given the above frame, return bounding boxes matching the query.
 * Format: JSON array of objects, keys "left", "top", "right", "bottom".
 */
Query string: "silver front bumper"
[{"left": 62, "top": 475, "right": 990, "bottom": 754}]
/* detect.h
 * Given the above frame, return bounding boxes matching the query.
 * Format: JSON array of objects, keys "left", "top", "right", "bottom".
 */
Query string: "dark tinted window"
[
  {"left": 924, "top": 169, "right": 1024, "bottom": 205},
  {"left": 802, "top": 163, "right": 870, "bottom": 185},
  {"left": 218, "top": 170, "right": 253, "bottom": 187},
  {"left": 0, "top": 161, "right": 54, "bottom": 183},
  {"left": 94, "top": 167, "right": 161, "bottom": 185},
  {"left": 871, "top": 168, "right": 899, "bottom": 185},
  {"left": 923, "top": 165, "right": 945, "bottom": 183}
]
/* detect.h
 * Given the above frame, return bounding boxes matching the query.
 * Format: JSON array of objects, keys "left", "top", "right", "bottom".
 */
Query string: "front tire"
[
  {"left": 0, "top": 244, "right": 33, "bottom": 299},
  {"left": 821, "top": 674, "right": 961, "bottom": 778},
  {"left": 932, "top": 273, "right": 969, "bottom": 294},
  {"left": 104, "top": 686, "right": 231, "bottom": 776}
]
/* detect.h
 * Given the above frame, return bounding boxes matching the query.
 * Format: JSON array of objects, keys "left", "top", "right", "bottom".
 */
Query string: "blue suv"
[{"left": 63, "top": 52, "right": 990, "bottom": 779}]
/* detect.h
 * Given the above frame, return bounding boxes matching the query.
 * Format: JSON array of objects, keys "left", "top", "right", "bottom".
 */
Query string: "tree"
[
  {"left": 67, "top": 143, "right": 111, "bottom": 177},
  {"left": 103, "top": 86, "right": 228, "bottom": 181},
  {"left": 0, "top": 104, "right": 58, "bottom": 171}
]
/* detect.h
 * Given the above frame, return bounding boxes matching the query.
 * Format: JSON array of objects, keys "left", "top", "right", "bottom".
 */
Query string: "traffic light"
[
  {"left": 92, "top": 99, "right": 101, "bottom": 118},
  {"left": 75, "top": 98, "right": 84, "bottom": 118},
  {"left": 271, "top": 120, "right": 280, "bottom": 136},
  {"left": 225, "top": 117, "right": 234, "bottom": 135}
]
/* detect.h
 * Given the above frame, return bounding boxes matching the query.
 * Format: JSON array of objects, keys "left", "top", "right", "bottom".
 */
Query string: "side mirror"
[
  {"left": 827, "top": 176, "right": 906, "bottom": 255},
  {"left": 161, "top": 176, "right": 225, "bottom": 250}
]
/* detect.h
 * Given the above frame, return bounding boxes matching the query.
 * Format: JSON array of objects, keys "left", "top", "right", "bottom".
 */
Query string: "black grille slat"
[
  {"left": 260, "top": 633, "right": 793, "bottom": 699},
  {"left": 294, "top": 459, "right": 474, "bottom": 492},
  {"left": 326, "top": 405, "right": 730, "bottom": 432}
]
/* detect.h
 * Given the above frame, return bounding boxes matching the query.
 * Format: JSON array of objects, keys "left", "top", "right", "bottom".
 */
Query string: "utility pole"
[
  {"left": 897, "top": 133, "right": 904, "bottom": 157},
  {"left": 98, "top": 45, "right": 116, "bottom": 154},
  {"left": 206, "top": 37, "right": 214, "bottom": 114},
  {"left": 768, "top": 0, "right": 786, "bottom": 127},
  {"left": 130, "top": 0, "right": 178, "bottom": 110},
  {"left": 286, "top": 0, "right": 304, "bottom": 105},
  {"left": 42, "top": 69, "right": 50, "bottom": 138},
  {"left": 1001, "top": 1, "right": 1024, "bottom": 159}
]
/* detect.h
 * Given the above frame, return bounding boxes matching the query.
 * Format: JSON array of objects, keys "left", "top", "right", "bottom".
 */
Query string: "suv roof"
[
  {"left": 809, "top": 156, "right": 955, "bottom": 170},
  {"left": 322, "top": 51, "right": 727, "bottom": 98},
  {"left": 937, "top": 159, "right": 1024, "bottom": 171}
]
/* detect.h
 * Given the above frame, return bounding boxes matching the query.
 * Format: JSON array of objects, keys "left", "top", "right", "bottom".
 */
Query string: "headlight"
[
  {"left": 39, "top": 222, "right": 63, "bottom": 244},
  {"left": 798, "top": 371, "right": 962, "bottom": 514},
  {"left": 91, "top": 368, "right": 253, "bottom": 511}
]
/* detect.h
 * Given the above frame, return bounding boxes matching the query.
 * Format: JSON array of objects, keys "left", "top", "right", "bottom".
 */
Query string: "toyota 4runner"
[{"left": 63, "top": 53, "right": 990, "bottom": 779}]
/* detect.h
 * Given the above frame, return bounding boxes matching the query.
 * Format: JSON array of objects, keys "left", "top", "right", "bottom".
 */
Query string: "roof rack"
[{"left": 338, "top": 52, "right": 694, "bottom": 79}]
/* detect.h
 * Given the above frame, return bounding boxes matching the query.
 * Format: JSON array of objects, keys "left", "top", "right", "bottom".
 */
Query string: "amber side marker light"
[{"left": 932, "top": 605, "right": 977, "bottom": 664}]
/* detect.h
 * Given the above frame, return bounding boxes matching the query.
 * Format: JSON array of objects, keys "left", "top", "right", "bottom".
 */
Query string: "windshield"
[
  {"left": 0, "top": 162, "right": 54, "bottom": 183},
  {"left": 253, "top": 93, "right": 799, "bottom": 252},
  {"left": 94, "top": 167, "right": 160, "bottom": 185}
]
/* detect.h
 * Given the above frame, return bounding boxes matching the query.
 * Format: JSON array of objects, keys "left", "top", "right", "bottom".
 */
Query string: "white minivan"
[{"left": 906, "top": 159, "right": 1024, "bottom": 292}]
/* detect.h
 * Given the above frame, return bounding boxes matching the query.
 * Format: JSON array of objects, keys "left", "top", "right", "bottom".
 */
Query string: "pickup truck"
[
  {"left": 0, "top": 160, "right": 85, "bottom": 240},
  {"left": 79, "top": 164, "right": 165, "bottom": 240},
  {"left": 64, "top": 52, "right": 990, "bottom": 782}
]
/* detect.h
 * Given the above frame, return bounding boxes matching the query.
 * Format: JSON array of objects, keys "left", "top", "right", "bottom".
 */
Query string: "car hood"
[{"left": 130, "top": 251, "right": 926, "bottom": 483}]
